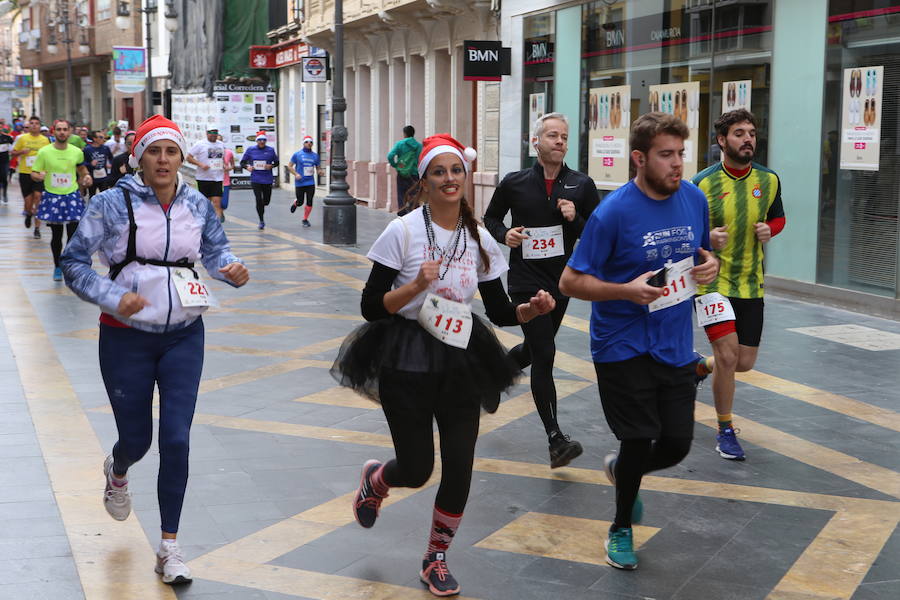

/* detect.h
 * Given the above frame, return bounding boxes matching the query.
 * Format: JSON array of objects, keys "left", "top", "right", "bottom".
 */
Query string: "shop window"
[{"left": 521, "top": 12, "right": 555, "bottom": 168}]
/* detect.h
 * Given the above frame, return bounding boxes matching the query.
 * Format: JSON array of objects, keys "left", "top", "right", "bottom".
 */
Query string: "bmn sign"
[{"left": 463, "top": 40, "right": 511, "bottom": 81}]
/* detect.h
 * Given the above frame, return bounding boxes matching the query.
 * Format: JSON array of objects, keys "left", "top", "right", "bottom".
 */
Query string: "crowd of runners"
[{"left": 2, "top": 105, "right": 784, "bottom": 595}]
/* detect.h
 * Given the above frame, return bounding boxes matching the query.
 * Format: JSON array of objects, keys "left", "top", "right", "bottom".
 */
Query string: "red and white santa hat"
[
  {"left": 129, "top": 114, "right": 187, "bottom": 168},
  {"left": 256, "top": 131, "right": 268, "bottom": 141},
  {"left": 303, "top": 135, "right": 314, "bottom": 144},
  {"left": 417, "top": 133, "right": 477, "bottom": 178}
]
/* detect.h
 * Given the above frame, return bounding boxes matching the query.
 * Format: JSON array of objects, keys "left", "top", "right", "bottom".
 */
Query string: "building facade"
[
  {"left": 17, "top": 0, "right": 145, "bottom": 128},
  {"left": 500, "top": 0, "right": 900, "bottom": 314}
]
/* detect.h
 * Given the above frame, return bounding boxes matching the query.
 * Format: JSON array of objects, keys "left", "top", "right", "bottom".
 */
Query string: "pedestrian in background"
[
  {"left": 387, "top": 125, "right": 422, "bottom": 215},
  {"left": 240, "top": 132, "right": 279, "bottom": 230},
  {"left": 288, "top": 135, "right": 322, "bottom": 227}
]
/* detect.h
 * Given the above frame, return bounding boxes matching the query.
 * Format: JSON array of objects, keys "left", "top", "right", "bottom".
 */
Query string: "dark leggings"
[
  {"left": 0, "top": 157, "right": 8, "bottom": 188},
  {"left": 378, "top": 368, "right": 481, "bottom": 514},
  {"left": 508, "top": 294, "right": 570, "bottom": 435},
  {"left": 251, "top": 183, "right": 272, "bottom": 221},
  {"left": 613, "top": 437, "right": 691, "bottom": 529},
  {"left": 295, "top": 185, "right": 315, "bottom": 206},
  {"left": 49, "top": 222, "right": 78, "bottom": 267},
  {"left": 99, "top": 319, "right": 205, "bottom": 534}
]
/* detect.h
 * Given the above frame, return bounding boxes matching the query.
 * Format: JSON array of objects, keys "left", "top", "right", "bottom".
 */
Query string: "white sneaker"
[
  {"left": 103, "top": 455, "right": 131, "bottom": 521},
  {"left": 155, "top": 540, "right": 192, "bottom": 584}
]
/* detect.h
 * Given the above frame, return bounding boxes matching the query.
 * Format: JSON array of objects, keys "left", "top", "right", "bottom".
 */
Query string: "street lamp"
[
  {"left": 116, "top": 0, "right": 178, "bottom": 118},
  {"left": 323, "top": 0, "right": 357, "bottom": 246}
]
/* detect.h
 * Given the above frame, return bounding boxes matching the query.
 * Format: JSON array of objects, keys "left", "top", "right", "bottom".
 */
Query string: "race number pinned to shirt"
[
  {"left": 522, "top": 225, "right": 564, "bottom": 260},
  {"left": 92, "top": 168, "right": 107, "bottom": 179},
  {"left": 303, "top": 166, "right": 315, "bottom": 177},
  {"left": 172, "top": 268, "right": 217, "bottom": 308},
  {"left": 648, "top": 255, "right": 697, "bottom": 313},
  {"left": 51, "top": 173, "right": 73, "bottom": 188},
  {"left": 253, "top": 160, "right": 267, "bottom": 170},
  {"left": 0, "top": 144, "right": 9, "bottom": 153},
  {"left": 417, "top": 293, "right": 473, "bottom": 349},
  {"left": 25, "top": 155, "right": 36, "bottom": 168},
  {"left": 208, "top": 158, "right": 223, "bottom": 170},
  {"left": 694, "top": 292, "right": 735, "bottom": 327}
]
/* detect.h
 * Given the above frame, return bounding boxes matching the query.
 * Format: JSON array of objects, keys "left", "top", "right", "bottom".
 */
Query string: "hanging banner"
[
  {"left": 588, "top": 85, "right": 631, "bottom": 190},
  {"left": 648, "top": 81, "right": 700, "bottom": 179},
  {"left": 721, "top": 80, "right": 752, "bottom": 113},
  {"left": 527, "top": 92, "right": 545, "bottom": 157},
  {"left": 839, "top": 65, "right": 882, "bottom": 171},
  {"left": 112, "top": 46, "right": 147, "bottom": 94}
]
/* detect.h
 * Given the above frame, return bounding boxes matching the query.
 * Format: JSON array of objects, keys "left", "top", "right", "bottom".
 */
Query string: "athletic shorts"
[
  {"left": 295, "top": 185, "right": 315, "bottom": 206},
  {"left": 703, "top": 297, "right": 764, "bottom": 347},
  {"left": 19, "top": 172, "right": 43, "bottom": 196},
  {"left": 594, "top": 355, "right": 696, "bottom": 440},
  {"left": 197, "top": 180, "right": 223, "bottom": 198}
]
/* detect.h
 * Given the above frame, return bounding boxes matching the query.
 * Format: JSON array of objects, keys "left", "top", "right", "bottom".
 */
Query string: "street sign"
[{"left": 302, "top": 56, "right": 329, "bottom": 82}]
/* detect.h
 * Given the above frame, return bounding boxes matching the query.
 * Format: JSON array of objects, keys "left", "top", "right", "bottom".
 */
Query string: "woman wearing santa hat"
[
  {"left": 331, "top": 133, "right": 556, "bottom": 597},
  {"left": 239, "top": 131, "right": 280, "bottom": 229},
  {"left": 60, "top": 114, "right": 249, "bottom": 585}
]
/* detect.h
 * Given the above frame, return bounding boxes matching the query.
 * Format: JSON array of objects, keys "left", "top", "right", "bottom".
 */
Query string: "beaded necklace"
[{"left": 422, "top": 203, "right": 467, "bottom": 280}]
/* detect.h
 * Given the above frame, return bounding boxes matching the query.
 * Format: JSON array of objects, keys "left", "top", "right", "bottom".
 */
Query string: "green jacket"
[{"left": 387, "top": 137, "right": 422, "bottom": 178}]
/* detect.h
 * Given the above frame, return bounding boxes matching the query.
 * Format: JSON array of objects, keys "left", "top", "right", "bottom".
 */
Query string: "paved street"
[{"left": 0, "top": 183, "right": 898, "bottom": 600}]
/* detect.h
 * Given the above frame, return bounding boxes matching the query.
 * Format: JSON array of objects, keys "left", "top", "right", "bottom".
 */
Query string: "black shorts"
[
  {"left": 594, "top": 355, "right": 696, "bottom": 440},
  {"left": 295, "top": 185, "right": 315, "bottom": 206},
  {"left": 197, "top": 180, "right": 223, "bottom": 198},
  {"left": 19, "top": 173, "right": 43, "bottom": 196},
  {"left": 703, "top": 297, "right": 764, "bottom": 347}
]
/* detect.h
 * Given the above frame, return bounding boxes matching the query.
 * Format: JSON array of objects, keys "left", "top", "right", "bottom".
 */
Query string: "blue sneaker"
[
  {"left": 53, "top": 267, "right": 63, "bottom": 282},
  {"left": 716, "top": 427, "right": 746, "bottom": 460},
  {"left": 605, "top": 527, "right": 637, "bottom": 570},
  {"left": 352, "top": 459, "right": 386, "bottom": 528},
  {"left": 258, "top": 221, "right": 265, "bottom": 230},
  {"left": 603, "top": 454, "right": 643, "bottom": 524}
]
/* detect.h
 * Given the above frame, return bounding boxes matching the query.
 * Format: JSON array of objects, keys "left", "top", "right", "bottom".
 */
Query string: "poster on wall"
[
  {"left": 648, "top": 81, "right": 700, "bottom": 179},
  {"left": 172, "top": 82, "right": 278, "bottom": 190},
  {"left": 587, "top": 85, "right": 631, "bottom": 190},
  {"left": 839, "top": 66, "right": 883, "bottom": 171},
  {"left": 112, "top": 47, "right": 147, "bottom": 94},
  {"left": 528, "top": 92, "right": 545, "bottom": 157},
  {"left": 721, "top": 80, "right": 752, "bottom": 113}
]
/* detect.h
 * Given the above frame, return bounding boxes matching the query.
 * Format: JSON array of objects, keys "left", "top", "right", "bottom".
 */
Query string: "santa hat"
[
  {"left": 255, "top": 131, "right": 267, "bottom": 141},
  {"left": 129, "top": 115, "right": 187, "bottom": 168},
  {"left": 303, "top": 135, "right": 314, "bottom": 144},
  {"left": 418, "top": 133, "right": 476, "bottom": 178}
]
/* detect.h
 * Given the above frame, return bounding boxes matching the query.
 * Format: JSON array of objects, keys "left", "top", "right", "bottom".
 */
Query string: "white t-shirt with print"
[
  {"left": 188, "top": 140, "right": 226, "bottom": 182},
  {"left": 367, "top": 207, "right": 508, "bottom": 320}
]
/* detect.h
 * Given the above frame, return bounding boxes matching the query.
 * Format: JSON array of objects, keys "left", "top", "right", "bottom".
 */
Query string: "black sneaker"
[
  {"left": 290, "top": 202, "right": 297, "bottom": 213},
  {"left": 352, "top": 459, "right": 386, "bottom": 528},
  {"left": 549, "top": 431, "right": 583, "bottom": 469},
  {"left": 302, "top": 219, "right": 311, "bottom": 227},
  {"left": 33, "top": 227, "right": 41, "bottom": 239},
  {"left": 420, "top": 552, "right": 460, "bottom": 597}
]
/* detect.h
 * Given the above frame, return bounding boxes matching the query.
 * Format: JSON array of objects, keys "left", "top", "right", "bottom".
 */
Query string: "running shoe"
[
  {"left": 605, "top": 526, "right": 638, "bottom": 570},
  {"left": 155, "top": 539, "right": 192, "bottom": 584},
  {"left": 353, "top": 459, "right": 386, "bottom": 528},
  {"left": 258, "top": 221, "right": 265, "bottom": 230},
  {"left": 302, "top": 219, "right": 311, "bottom": 227},
  {"left": 548, "top": 431, "right": 582, "bottom": 469},
  {"left": 420, "top": 551, "right": 460, "bottom": 597},
  {"left": 102, "top": 455, "right": 132, "bottom": 521},
  {"left": 290, "top": 202, "right": 297, "bottom": 213},
  {"left": 219, "top": 213, "right": 225, "bottom": 223},
  {"left": 24, "top": 212, "right": 31, "bottom": 228},
  {"left": 53, "top": 267, "right": 62, "bottom": 281},
  {"left": 716, "top": 427, "right": 746, "bottom": 460},
  {"left": 603, "top": 454, "right": 643, "bottom": 524},
  {"left": 33, "top": 227, "right": 40, "bottom": 239},
  {"left": 694, "top": 353, "right": 711, "bottom": 388}
]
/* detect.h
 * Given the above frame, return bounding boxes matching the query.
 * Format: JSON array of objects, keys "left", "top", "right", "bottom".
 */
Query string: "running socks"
[
  {"left": 370, "top": 463, "right": 390, "bottom": 498},
  {"left": 303, "top": 205, "right": 313, "bottom": 220},
  {"left": 717, "top": 413, "right": 733, "bottom": 432},
  {"left": 425, "top": 506, "right": 462, "bottom": 559}
]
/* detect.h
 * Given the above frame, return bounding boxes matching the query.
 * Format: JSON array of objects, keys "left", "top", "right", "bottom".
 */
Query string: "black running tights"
[
  {"left": 613, "top": 437, "right": 692, "bottom": 529},
  {"left": 251, "top": 183, "right": 272, "bottom": 221},
  {"left": 378, "top": 368, "right": 480, "bottom": 515},
  {"left": 49, "top": 222, "right": 78, "bottom": 267},
  {"left": 508, "top": 294, "right": 570, "bottom": 436}
]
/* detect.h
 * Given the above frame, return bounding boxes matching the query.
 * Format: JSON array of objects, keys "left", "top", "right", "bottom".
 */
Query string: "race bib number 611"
[{"left": 648, "top": 255, "right": 697, "bottom": 313}]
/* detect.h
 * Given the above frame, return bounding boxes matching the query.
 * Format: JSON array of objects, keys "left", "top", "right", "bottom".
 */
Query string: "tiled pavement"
[{"left": 0, "top": 182, "right": 898, "bottom": 600}]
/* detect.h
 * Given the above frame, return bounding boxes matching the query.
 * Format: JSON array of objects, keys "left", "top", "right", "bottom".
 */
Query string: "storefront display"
[
  {"left": 839, "top": 65, "right": 883, "bottom": 171},
  {"left": 721, "top": 80, "right": 752, "bottom": 113},
  {"left": 649, "top": 81, "right": 700, "bottom": 178},
  {"left": 587, "top": 85, "right": 630, "bottom": 189}
]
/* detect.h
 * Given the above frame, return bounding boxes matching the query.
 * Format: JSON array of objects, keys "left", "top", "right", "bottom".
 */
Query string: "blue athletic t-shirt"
[
  {"left": 290, "top": 149, "right": 320, "bottom": 187},
  {"left": 567, "top": 179, "right": 711, "bottom": 367}
]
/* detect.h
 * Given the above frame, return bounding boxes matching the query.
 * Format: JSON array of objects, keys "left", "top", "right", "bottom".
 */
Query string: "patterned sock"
[
  {"left": 370, "top": 463, "right": 390, "bottom": 498},
  {"left": 696, "top": 356, "right": 714, "bottom": 376},
  {"left": 425, "top": 506, "right": 463, "bottom": 559},
  {"left": 717, "top": 414, "right": 733, "bottom": 432},
  {"left": 303, "top": 205, "right": 312, "bottom": 220}
]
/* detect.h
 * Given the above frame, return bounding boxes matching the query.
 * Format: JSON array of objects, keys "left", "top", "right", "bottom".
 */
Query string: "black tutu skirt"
[{"left": 330, "top": 314, "right": 521, "bottom": 413}]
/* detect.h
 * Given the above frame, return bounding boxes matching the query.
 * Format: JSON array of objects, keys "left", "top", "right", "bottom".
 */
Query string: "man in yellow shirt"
[{"left": 11, "top": 116, "right": 50, "bottom": 238}]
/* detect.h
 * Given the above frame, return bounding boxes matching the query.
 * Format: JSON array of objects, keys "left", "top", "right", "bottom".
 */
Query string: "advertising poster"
[
  {"left": 587, "top": 85, "right": 631, "bottom": 190},
  {"left": 0, "top": 81, "right": 14, "bottom": 121},
  {"left": 840, "top": 65, "right": 883, "bottom": 171},
  {"left": 528, "top": 92, "right": 546, "bottom": 157},
  {"left": 721, "top": 80, "right": 752, "bottom": 113},
  {"left": 648, "top": 81, "right": 700, "bottom": 179},
  {"left": 112, "top": 47, "right": 147, "bottom": 94},
  {"left": 172, "top": 82, "right": 278, "bottom": 190}
]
